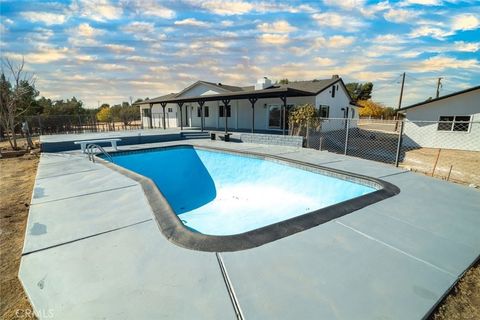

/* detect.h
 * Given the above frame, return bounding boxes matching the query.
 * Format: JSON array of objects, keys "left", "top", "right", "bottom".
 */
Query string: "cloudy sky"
[{"left": 1, "top": 0, "right": 479, "bottom": 108}]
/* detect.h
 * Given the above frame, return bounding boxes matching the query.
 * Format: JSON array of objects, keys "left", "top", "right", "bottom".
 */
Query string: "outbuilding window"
[
  {"left": 437, "top": 115, "right": 471, "bottom": 132},
  {"left": 143, "top": 108, "right": 151, "bottom": 117}
]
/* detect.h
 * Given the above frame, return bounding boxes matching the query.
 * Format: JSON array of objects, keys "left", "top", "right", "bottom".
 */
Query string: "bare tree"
[{"left": 0, "top": 58, "right": 36, "bottom": 150}]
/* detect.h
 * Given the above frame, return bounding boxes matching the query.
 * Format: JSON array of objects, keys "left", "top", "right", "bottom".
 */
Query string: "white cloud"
[
  {"left": 314, "top": 35, "right": 355, "bottom": 48},
  {"left": 312, "top": 12, "right": 365, "bottom": 31},
  {"left": 401, "top": 0, "right": 442, "bottom": 5},
  {"left": 76, "top": 23, "right": 105, "bottom": 37},
  {"left": 98, "top": 63, "right": 131, "bottom": 71},
  {"left": 372, "top": 34, "right": 408, "bottom": 44},
  {"left": 6, "top": 46, "right": 69, "bottom": 64},
  {"left": 384, "top": 8, "right": 419, "bottom": 23},
  {"left": 221, "top": 20, "right": 234, "bottom": 27},
  {"left": 126, "top": 56, "right": 156, "bottom": 62},
  {"left": 410, "top": 55, "right": 479, "bottom": 72},
  {"left": 314, "top": 57, "right": 335, "bottom": 66},
  {"left": 105, "top": 44, "right": 135, "bottom": 53},
  {"left": 76, "top": 54, "right": 97, "bottom": 62},
  {"left": 258, "top": 33, "right": 290, "bottom": 45},
  {"left": 257, "top": 20, "right": 297, "bottom": 33},
  {"left": 359, "top": 1, "right": 391, "bottom": 18},
  {"left": 25, "top": 28, "right": 54, "bottom": 42},
  {"left": 192, "top": 0, "right": 254, "bottom": 15},
  {"left": 409, "top": 25, "right": 451, "bottom": 39},
  {"left": 150, "top": 66, "right": 170, "bottom": 72},
  {"left": 174, "top": 18, "right": 210, "bottom": 27},
  {"left": 453, "top": 41, "right": 480, "bottom": 52},
  {"left": 323, "top": 0, "right": 366, "bottom": 10},
  {"left": 451, "top": 13, "right": 480, "bottom": 31},
  {"left": 68, "top": 23, "right": 104, "bottom": 47},
  {"left": 366, "top": 44, "right": 403, "bottom": 57},
  {"left": 20, "top": 12, "right": 67, "bottom": 25},
  {"left": 122, "top": 0, "right": 175, "bottom": 19},
  {"left": 70, "top": 0, "right": 122, "bottom": 21},
  {"left": 398, "top": 51, "right": 422, "bottom": 58},
  {"left": 121, "top": 22, "right": 155, "bottom": 34}
]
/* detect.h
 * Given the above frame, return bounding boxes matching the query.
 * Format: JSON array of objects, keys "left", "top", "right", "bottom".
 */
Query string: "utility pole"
[
  {"left": 398, "top": 72, "right": 405, "bottom": 110},
  {"left": 436, "top": 77, "right": 443, "bottom": 98}
]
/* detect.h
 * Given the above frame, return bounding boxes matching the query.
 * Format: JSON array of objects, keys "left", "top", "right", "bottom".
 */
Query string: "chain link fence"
[
  {"left": 296, "top": 117, "right": 480, "bottom": 186},
  {"left": 24, "top": 114, "right": 142, "bottom": 136}
]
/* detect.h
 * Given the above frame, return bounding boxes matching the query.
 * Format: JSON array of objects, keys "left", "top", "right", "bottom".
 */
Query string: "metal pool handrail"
[{"left": 85, "top": 143, "right": 114, "bottom": 163}]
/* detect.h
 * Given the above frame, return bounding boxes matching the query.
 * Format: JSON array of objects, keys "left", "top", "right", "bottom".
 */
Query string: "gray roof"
[
  {"left": 398, "top": 85, "right": 480, "bottom": 111},
  {"left": 277, "top": 79, "right": 339, "bottom": 94},
  {"left": 135, "top": 77, "right": 348, "bottom": 106}
]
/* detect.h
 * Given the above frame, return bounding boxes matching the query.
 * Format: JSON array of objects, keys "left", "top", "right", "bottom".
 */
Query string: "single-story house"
[
  {"left": 134, "top": 75, "right": 358, "bottom": 134},
  {"left": 398, "top": 85, "right": 480, "bottom": 151}
]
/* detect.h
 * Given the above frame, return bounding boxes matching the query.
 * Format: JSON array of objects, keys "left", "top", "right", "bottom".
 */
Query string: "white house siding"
[
  {"left": 403, "top": 89, "right": 480, "bottom": 151},
  {"left": 315, "top": 83, "right": 358, "bottom": 132},
  {"left": 139, "top": 80, "right": 356, "bottom": 132}
]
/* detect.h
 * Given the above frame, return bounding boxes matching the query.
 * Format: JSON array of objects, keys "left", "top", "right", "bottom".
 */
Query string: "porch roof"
[{"left": 136, "top": 87, "right": 314, "bottom": 106}]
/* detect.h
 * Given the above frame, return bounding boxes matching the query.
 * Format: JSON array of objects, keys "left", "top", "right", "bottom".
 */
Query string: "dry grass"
[
  {"left": 401, "top": 148, "right": 480, "bottom": 186},
  {"left": 431, "top": 263, "right": 480, "bottom": 320},
  {"left": 0, "top": 153, "right": 38, "bottom": 319}
]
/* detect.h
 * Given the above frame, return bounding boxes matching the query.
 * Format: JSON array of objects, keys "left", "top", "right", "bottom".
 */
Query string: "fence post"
[
  {"left": 394, "top": 120, "right": 404, "bottom": 167},
  {"left": 344, "top": 119, "right": 350, "bottom": 155},
  {"left": 318, "top": 121, "right": 323, "bottom": 151},
  {"left": 37, "top": 115, "right": 43, "bottom": 135},
  {"left": 306, "top": 121, "right": 310, "bottom": 148}
]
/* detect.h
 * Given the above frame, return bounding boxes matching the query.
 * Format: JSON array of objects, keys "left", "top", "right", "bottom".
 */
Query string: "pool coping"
[{"left": 98, "top": 144, "right": 401, "bottom": 252}]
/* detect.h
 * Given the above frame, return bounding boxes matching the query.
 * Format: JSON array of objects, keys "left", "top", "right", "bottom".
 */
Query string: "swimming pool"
[{"left": 102, "top": 145, "right": 399, "bottom": 251}]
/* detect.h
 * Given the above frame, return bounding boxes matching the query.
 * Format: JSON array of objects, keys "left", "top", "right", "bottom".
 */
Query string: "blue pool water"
[{"left": 110, "top": 147, "right": 375, "bottom": 235}]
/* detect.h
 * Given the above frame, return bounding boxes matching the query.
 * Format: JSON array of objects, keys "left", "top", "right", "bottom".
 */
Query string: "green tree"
[{"left": 346, "top": 82, "right": 373, "bottom": 101}]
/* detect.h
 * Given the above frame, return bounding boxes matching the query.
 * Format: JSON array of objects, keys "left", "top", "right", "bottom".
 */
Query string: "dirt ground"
[
  {"left": 401, "top": 148, "right": 480, "bottom": 186},
  {"left": 0, "top": 137, "right": 478, "bottom": 319},
  {"left": 431, "top": 263, "right": 480, "bottom": 320},
  {"left": 0, "top": 152, "right": 38, "bottom": 319}
]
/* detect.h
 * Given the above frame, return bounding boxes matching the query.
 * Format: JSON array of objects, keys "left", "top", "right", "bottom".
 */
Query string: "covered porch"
[{"left": 141, "top": 87, "right": 314, "bottom": 135}]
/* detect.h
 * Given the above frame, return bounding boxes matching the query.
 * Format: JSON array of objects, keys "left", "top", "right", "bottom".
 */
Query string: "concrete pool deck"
[{"left": 20, "top": 138, "right": 480, "bottom": 319}]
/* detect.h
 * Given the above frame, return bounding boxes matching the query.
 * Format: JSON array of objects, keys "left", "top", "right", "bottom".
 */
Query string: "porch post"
[
  {"left": 160, "top": 102, "right": 167, "bottom": 130},
  {"left": 280, "top": 95, "right": 287, "bottom": 136},
  {"left": 198, "top": 100, "right": 205, "bottom": 132},
  {"left": 222, "top": 99, "right": 230, "bottom": 134},
  {"left": 178, "top": 102, "right": 184, "bottom": 130},
  {"left": 248, "top": 97, "right": 258, "bottom": 134},
  {"left": 149, "top": 103, "right": 153, "bottom": 129}
]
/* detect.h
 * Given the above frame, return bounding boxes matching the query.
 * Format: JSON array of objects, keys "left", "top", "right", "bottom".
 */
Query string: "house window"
[
  {"left": 319, "top": 105, "right": 329, "bottom": 118},
  {"left": 168, "top": 107, "right": 173, "bottom": 113},
  {"left": 331, "top": 85, "right": 335, "bottom": 98},
  {"left": 197, "top": 106, "right": 210, "bottom": 118},
  {"left": 143, "top": 108, "right": 151, "bottom": 117},
  {"left": 219, "top": 105, "right": 231, "bottom": 117},
  {"left": 437, "top": 115, "right": 471, "bottom": 132}
]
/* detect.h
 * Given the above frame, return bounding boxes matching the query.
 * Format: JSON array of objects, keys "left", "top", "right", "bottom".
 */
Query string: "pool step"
[{"left": 180, "top": 131, "right": 210, "bottom": 139}]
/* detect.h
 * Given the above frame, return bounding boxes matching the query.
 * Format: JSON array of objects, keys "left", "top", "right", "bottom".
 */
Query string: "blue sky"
[{"left": 1, "top": 0, "right": 479, "bottom": 108}]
